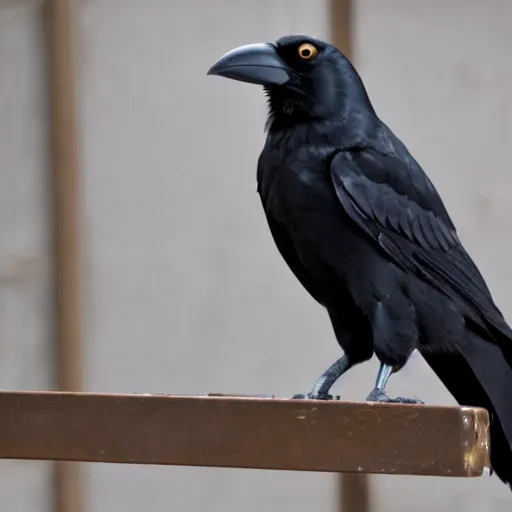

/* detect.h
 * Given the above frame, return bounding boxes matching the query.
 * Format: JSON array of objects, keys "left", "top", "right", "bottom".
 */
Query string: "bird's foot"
[
  {"left": 291, "top": 392, "right": 340, "bottom": 401},
  {"left": 366, "top": 388, "right": 424, "bottom": 404}
]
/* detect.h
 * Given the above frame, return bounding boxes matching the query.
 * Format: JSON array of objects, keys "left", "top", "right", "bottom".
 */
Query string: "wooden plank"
[
  {"left": 44, "top": 1, "right": 83, "bottom": 512},
  {"left": 0, "top": 391, "right": 490, "bottom": 477}
]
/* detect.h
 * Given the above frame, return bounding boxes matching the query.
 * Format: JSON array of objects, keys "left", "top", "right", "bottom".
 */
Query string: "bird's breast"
[
  {"left": 261, "top": 154, "right": 354, "bottom": 254},
  {"left": 259, "top": 145, "right": 333, "bottom": 209},
  {"left": 258, "top": 147, "right": 385, "bottom": 310}
]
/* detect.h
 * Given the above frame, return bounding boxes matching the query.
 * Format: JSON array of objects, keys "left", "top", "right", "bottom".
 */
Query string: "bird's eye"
[{"left": 297, "top": 43, "right": 318, "bottom": 60}]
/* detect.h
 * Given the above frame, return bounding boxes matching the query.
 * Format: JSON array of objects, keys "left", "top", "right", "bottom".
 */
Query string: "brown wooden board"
[{"left": 0, "top": 391, "right": 490, "bottom": 477}]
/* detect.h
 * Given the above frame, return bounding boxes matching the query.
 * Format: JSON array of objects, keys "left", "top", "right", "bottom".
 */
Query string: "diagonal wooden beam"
[
  {"left": 45, "top": 1, "right": 84, "bottom": 512},
  {"left": 0, "top": 392, "right": 490, "bottom": 478}
]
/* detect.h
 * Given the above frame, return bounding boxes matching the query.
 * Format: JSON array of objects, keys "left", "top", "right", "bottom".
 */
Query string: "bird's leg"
[
  {"left": 366, "top": 363, "right": 424, "bottom": 404},
  {"left": 292, "top": 355, "right": 351, "bottom": 400}
]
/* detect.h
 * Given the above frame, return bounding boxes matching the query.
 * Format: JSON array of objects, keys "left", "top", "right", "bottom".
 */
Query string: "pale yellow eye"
[{"left": 297, "top": 43, "right": 318, "bottom": 60}]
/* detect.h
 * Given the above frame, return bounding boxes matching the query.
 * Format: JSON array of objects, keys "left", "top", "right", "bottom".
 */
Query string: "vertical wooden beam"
[
  {"left": 331, "top": 0, "right": 352, "bottom": 58},
  {"left": 330, "top": 4, "right": 371, "bottom": 511},
  {"left": 338, "top": 471, "right": 370, "bottom": 512},
  {"left": 45, "top": 1, "right": 84, "bottom": 512}
]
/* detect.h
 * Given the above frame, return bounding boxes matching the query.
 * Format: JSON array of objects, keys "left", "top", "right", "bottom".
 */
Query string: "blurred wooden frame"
[{"left": 39, "top": 1, "right": 491, "bottom": 512}]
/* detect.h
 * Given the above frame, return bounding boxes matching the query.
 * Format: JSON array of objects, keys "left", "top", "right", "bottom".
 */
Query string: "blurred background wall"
[{"left": 1, "top": 0, "right": 511, "bottom": 511}]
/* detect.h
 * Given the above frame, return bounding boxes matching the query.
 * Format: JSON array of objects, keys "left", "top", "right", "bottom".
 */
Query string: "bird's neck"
[{"left": 265, "top": 65, "right": 377, "bottom": 137}]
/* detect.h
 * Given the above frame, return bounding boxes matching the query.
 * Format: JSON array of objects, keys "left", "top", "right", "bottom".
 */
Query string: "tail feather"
[{"left": 423, "top": 333, "right": 512, "bottom": 488}]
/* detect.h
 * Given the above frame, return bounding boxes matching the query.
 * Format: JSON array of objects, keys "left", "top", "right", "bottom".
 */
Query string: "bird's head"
[{"left": 207, "top": 35, "right": 373, "bottom": 129}]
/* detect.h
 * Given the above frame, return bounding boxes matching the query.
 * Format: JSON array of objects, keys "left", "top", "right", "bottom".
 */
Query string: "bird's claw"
[
  {"left": 366, "top": 388, "right": 424, "bottom": 404},
  {"left": 291, "top": 392, "right": 339, "bottom": 401}
]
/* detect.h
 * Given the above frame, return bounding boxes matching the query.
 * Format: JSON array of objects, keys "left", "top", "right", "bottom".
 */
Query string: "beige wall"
[{"left": 1, "top": 0, "right": 512, "bottom": 511}]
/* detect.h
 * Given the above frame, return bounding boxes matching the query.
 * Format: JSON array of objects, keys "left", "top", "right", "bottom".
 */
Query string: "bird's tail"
[{"left": 424, "top": 332, "right": 512, "bottom": 488}]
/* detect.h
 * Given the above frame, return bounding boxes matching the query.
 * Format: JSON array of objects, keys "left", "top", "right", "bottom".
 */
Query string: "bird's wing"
[{"left": 330, "top": 147, "right": 512, "bottom": 341}]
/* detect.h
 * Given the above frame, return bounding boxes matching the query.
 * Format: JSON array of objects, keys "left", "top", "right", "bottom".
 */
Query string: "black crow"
[{"left": 207, "top": 35, "right": 512, "bottom": 487}]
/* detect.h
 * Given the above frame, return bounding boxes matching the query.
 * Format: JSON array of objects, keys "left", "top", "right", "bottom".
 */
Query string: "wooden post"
[
  {"left": 330, "top": 2, "right": 371, "bottom": 511},
  {"left": 331, "top": 0, "right": 352, "bottom": 57},
  {"left": 45, "top": 1, "right": 84, "bottom": 512}
]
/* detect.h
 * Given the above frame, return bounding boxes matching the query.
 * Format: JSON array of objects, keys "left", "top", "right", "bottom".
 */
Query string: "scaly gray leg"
[
  {"left": 292, "top": 355, "right": 351, "bottom": 400},
  {"left": 366, "top": 363, "right": 424, "bottom": 404}
]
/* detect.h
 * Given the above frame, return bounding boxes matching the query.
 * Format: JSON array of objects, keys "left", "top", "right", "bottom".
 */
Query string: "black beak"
[{"left": 207, "top": 43, "right": 291, "bottom": 86}]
